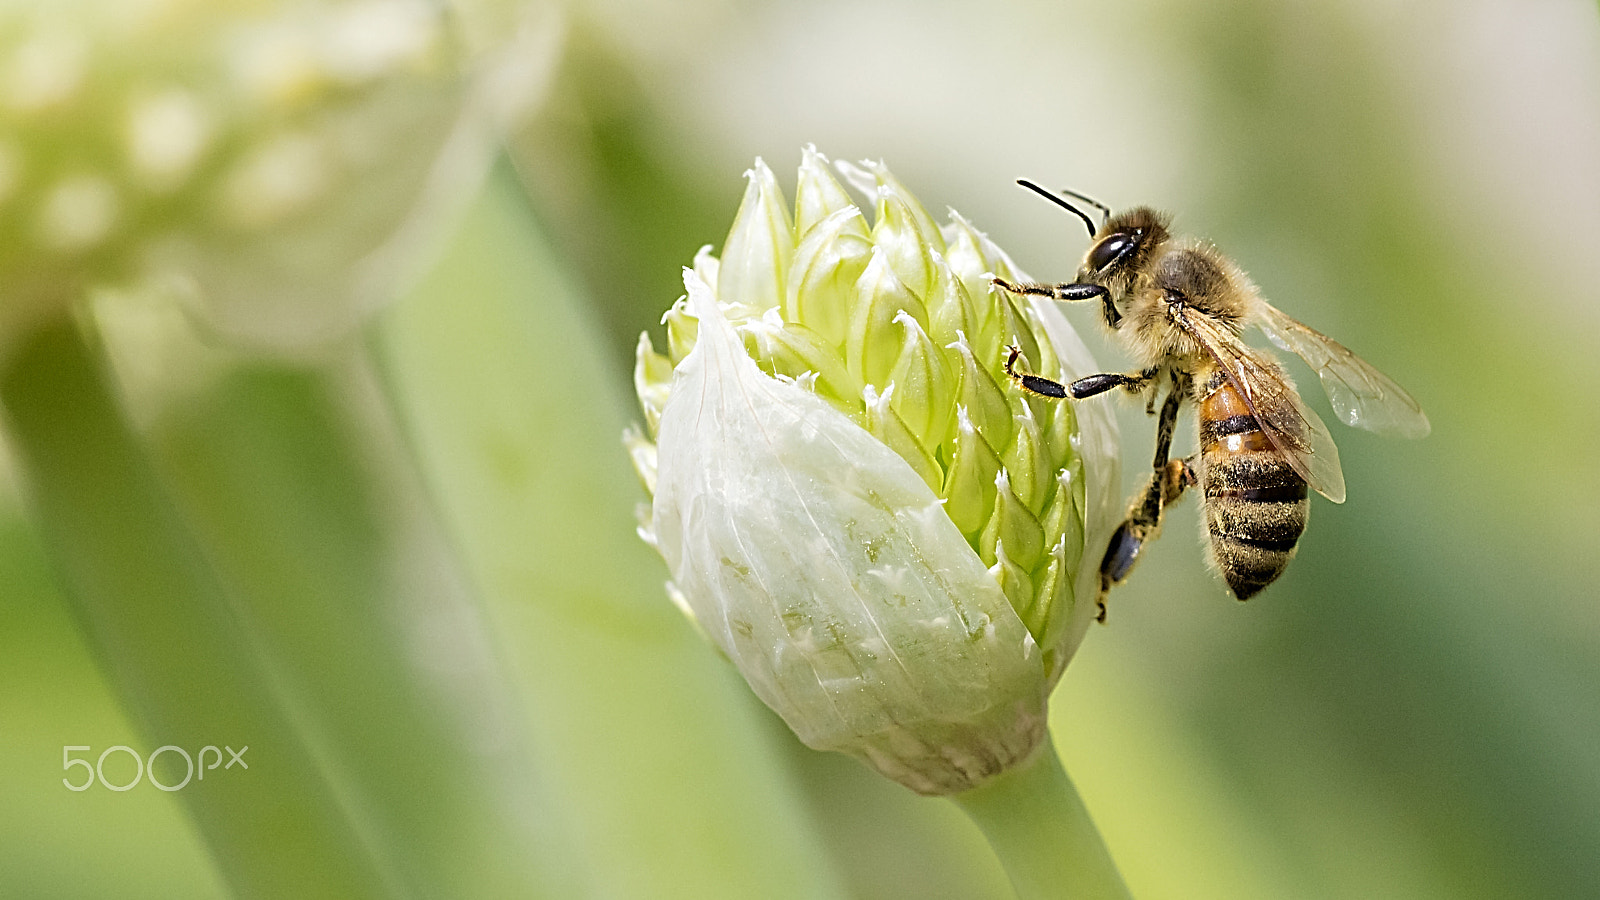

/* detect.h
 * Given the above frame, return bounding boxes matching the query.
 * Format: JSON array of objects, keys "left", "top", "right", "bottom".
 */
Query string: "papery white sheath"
[{"left": 650, "top": 268, "right": 1046, "bottom": 794}]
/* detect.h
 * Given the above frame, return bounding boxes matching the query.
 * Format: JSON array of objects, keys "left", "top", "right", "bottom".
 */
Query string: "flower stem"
[
  {"left": 951, "top": 735, "right": 1132, "bottom": 900},
  {"left": 0, "top": 319, "right": 390, "bottom": 898}
]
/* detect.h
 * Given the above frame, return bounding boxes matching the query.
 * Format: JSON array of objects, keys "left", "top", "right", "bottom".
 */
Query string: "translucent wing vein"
[{"left": 1256, "top": 303, "right": 1431, "bottom": 439}]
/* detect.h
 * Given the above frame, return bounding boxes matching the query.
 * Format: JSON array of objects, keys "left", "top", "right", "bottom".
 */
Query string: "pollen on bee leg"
[{"left": 1161, "top": 457, "right": 1195, "bottom": 504}]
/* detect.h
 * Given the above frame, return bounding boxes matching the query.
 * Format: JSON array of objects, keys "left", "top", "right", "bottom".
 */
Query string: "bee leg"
[
  {"left": 994, "top": 276, "right": 1125, "bottom": 330},
  {"left": 1003, "top": 349, "right": 1158, "bottom": 403},
  {"left": 1096, "top": 376, "right": 1190, "bottom": 620},
  {"left": 1067, "top": 367, "right": 1159, "bottom": 401},
  {"left": 1099, "top": 459, "right": 1192, "bottom": 598},
  {"left": 992, "top": 277, "right": 1107, "bottom": 304},
  {"left": 1002, "top": 345, "right": 1071, "bottom": 399}
]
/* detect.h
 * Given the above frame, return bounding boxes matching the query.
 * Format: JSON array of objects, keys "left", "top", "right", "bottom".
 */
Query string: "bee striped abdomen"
[{"left": 1197, "top": 372, "right": 1309, "bottom": 599}]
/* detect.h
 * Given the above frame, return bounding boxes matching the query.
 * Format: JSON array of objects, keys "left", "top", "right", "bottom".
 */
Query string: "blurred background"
[{"left": 3, "top": 0, "right": 1598, "bottom": 898}]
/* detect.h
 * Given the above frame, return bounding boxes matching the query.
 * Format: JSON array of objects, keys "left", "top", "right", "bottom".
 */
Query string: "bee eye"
[{"left": 1087, "top": 232, "right": 1138, "bottom": 272}]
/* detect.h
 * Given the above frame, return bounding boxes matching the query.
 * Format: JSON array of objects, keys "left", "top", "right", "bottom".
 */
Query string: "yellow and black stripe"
[{"left": 1195, "top": 369, "right": 1309, "bottom": 599}]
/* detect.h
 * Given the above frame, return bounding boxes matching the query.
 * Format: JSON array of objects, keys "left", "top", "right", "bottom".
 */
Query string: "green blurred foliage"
[
  {"left": 146, "top": 355, "right": 558, "bottom": 898},
  {"left": 374, "top": 163, "right": 852, "bottom": 899},
  {"left": 0, "top": 515, "right": 225, "bottom": 900},
  {"left": 510, "top": 24, "right": 743, "bottom": 366}
]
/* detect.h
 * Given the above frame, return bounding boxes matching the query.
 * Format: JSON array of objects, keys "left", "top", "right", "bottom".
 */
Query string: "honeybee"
[{"left": 994, "top": 180, "right": 1429, "bottom": 615}]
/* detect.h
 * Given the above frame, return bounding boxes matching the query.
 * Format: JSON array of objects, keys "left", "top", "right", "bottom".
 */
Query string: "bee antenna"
[
  {"left": 1054, "top": 187, "right": 1112, "bottom": 227},
  {"left": 1016, "top": 179, "right": 1100, "bottom": 239}
]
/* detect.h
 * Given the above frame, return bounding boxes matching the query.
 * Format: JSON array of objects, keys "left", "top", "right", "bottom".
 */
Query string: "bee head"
[
  {"left": 1079, "top": 207, "right": 1170, "bottom": 285},
  {"left": 1011, "top": 181, "right": 1172, "bottom": 330}
]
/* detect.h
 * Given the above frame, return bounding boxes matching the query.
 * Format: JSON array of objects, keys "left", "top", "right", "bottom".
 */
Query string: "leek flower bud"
[
  {"left": 0, "top": 0, "right": 554, "bottom": 359},
  {"left": 627, "top": 148, "right": 1118, "bottom": 795}
]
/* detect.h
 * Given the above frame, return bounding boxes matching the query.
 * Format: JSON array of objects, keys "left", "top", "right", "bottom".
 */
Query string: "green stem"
[
  {"left": 0, "top": 320, "right": 391, "bottom": 899},
  {"left": 951, "top": 735, "right": 1132, "bottom": 900}
]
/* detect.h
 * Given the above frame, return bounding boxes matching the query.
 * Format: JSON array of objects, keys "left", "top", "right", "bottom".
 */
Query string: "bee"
[{"left": 994, "top": 180, "right": 1429, "bottom": 616}]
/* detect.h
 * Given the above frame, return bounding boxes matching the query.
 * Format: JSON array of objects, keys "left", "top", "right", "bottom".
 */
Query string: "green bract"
[{"left": 628, "top": 148, "right": 1119, "bottom": 794}]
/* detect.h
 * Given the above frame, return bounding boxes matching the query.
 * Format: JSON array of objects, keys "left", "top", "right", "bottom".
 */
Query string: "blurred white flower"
[{"left": 0, "top": 0, "right": 560, "bottom": 361}]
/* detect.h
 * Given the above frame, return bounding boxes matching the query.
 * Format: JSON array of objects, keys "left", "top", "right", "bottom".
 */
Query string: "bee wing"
[
  {"left": 1171, "top": 304, "right": 1348, "bottom": 503},
  {"left": 1255, "top": 303, "right": 1431, "bottom": 439}
]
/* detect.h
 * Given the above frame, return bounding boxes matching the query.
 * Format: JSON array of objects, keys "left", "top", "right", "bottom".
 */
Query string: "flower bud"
[
  {"left": 0, "top": 0, "right": 555, "bottom": 360},
  {"left": 629, "top": 149, "right": 1118, "bottom": 793}
]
